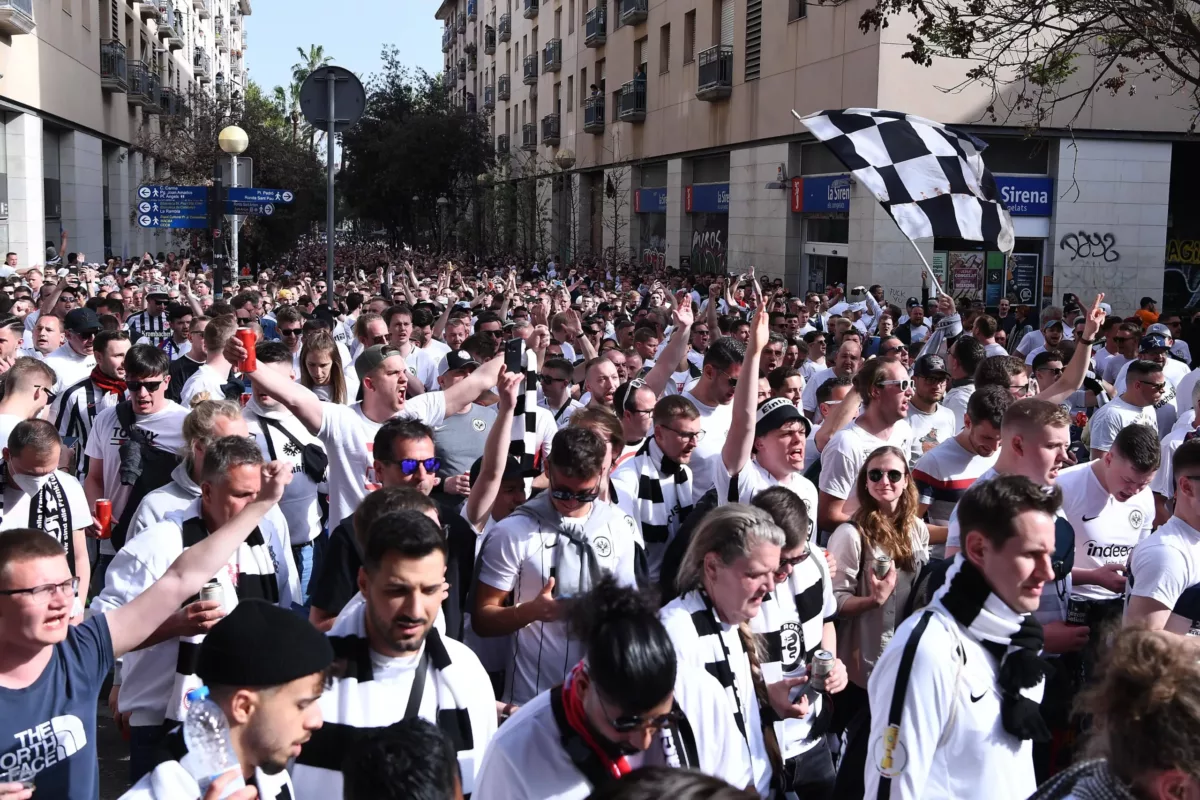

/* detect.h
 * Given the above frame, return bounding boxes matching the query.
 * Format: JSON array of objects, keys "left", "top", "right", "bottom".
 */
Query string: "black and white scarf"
[
  {"left": 935, "top": 555, "right": 1051, "bottom": 742},
  {"left": 1027, "top": 759, "right": 1137, "bottom": 800},
  {"left": 165, "top": 516, "right": 281, "bottom": 724},
  {"left": 132, "top": 727, "right": 295, "bottom": 800},
  {"left": 677, "top": 589, "right": 752, "bottom": 745},
  {"left": 509, "top": 350, "right": 541, "bottom": 477},
  {"left": 291, "top": 603, "right": 482, "bottom": 799},
  {"left": 627, "top": 438, "right": 694, "bottom": 580},
  {"left": 0, "top": 464, "right": 74, "bottom": 556}
]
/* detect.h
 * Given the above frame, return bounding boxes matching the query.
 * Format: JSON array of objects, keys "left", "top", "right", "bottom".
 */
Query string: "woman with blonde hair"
[
  {"left": 299, "top": 329, "right": 355, "bottom": 404},
  {"left": 826, "top": 444, "right": 930, "bottom": 798}
]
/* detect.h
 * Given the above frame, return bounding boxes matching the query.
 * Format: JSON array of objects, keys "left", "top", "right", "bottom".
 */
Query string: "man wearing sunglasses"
[
  {"left": 124, "top": 286, "right": 172, "bottom": 347},
  {"left": 538, "top": 358, "right": 584, "bottom": 427},
  {"left": 1088, "top": 358, "right": 1163, "bottom": 461},
  {"left": 44, "top": 308, "right": 100, "bottom": 394},
  {"left": 1110, "top": 330, "right": 1185, "bottom": 431},
  {"left": 1101, "top": 322, "right": 1140, "bottom": 384},
  {"left": 474, "top": 427, "right": 640, "bottom": 705},
  {"left": 907, "top": 355, "right": 956, "bottom": 464}
]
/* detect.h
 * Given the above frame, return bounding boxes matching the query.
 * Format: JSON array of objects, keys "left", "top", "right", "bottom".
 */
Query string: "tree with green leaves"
[
  {"left": 838, "top": 0, "right": 1200, "bottom": 128},
  {"left": 339, "top": 47, "right": 494, "bottom": 251}
]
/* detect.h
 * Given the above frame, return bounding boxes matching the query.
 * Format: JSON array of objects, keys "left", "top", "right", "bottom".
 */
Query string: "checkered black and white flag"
[{"left": 796, "top": 108, "right": 1015, "bottom": 253}]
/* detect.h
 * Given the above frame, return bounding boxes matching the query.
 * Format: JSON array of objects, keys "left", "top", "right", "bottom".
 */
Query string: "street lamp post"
[
  {"left": 554, "top": 148, "right": 576, "bottom": 265},
  {"left": 218, "top": 125, "right": 249, "bottom": 279},
  {"left": 437, "top": 195, "right": 451, "bottom": 253}
]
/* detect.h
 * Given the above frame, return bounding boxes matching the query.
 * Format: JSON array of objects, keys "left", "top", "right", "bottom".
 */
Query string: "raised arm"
[
  {"left": 225, "top": 336, "right": 324, "bottom": 434},
  {"left": 1038, "top": 293, "right": 1104, "bottom": 406},
  {"left": 432, "top": 291, "right": 456, "bottom": 341},
  {"left": 442, "top": 354, "right": 505, "bottom": 417},
  {"left": 722, "top": 304, "right": 769, "bottom": 476},
  {"left": 107, "top": 462, "right": 292, "bottom": 657},
  {"left": 643, "top": 293, "right": 694, "bottom": 397},
  {"left": 40, "top": 275, "right": 70, "bottom": 317},
  {"left": 465, "top": 371, "right": 521, "bottom": 531}
]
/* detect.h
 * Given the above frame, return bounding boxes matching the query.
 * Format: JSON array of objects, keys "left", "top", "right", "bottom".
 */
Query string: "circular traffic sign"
[
  {"left": 299, "top": 66, "right": 366, "bottom": 133},
  {"left": 138, "top": 186, "right": 152, "bottom": 199},
  {"left": 138, "top": 215, "right": 152, "bottom": 227}
]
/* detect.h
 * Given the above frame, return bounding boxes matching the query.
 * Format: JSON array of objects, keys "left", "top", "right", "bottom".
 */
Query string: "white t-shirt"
[
  {"left": 1176, "top": 368, "right": 1200, "bottom": 415},
  {"left": 245, "top": 406, "right": 324, "bottom": 545},
  {"left": 1126, "top": 515, "right": 1200, "bottom": 619},
  {"left": 1102, "top": 353, "right": 1131, "bottom": 384},
  {"left": 681, "top": 390, "right": 733, "bottom": 497},
  {"left": 818, "top": 420, "right": 914, "bottom": 502},
  {"left": 942, "top": 383, "right": 975, "bottom": 435},
  {"left": 472, "top": 665, "right": 753, "bottom": 800},
  {"left": 983, "top": 342, "right": 1008, "bottom": 358},
  {"left": 713, "top": 457, "right": 818, "bottom": 542},
  {"left": 1088, "top": 396, "right": 1157, "bottom": 452},
  {"left": 318, "top": 394, "right": 447, "bottom": 527},
  {"left": 43, "top": 343, "right": 95, "bottom": 393},
  {"left": 801, "top": 367, "right": 837, "bottom": 415},
  {"left": 1056, "top": 462, "right": 1153, "bottom": 601},
  {"left": 1016, "top": 329, "right": 1045, "bottom": 357},
  {"left": 475, "top": 502, "right": 640, "bottom": 704},
  {"left": 906, "top": 404, "right": 956, "bottom": 465},
  {"left": 179, "top": 364, "right": 231, "bottom": 408},
  {"left": 0, "top": 414, "right": 26, "bottom": 453},
  {"left": 1152, "top": 425, "right": 1193, "bottom": 500},
  {"left": 798, "top": 358, "right": 825, "bottom": 385}
]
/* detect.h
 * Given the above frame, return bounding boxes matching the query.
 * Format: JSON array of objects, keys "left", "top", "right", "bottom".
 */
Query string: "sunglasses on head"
[
  {"left": 127, "top": 380, "right": 164, "bottom": 394},
  {"left": 868, "top": 468, "right": 904, "bottom": 484}
]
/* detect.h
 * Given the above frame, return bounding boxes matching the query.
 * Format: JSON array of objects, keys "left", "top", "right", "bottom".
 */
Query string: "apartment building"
[
  {"left": 0, "top": 0, "right": 250, "bottom": 268},
  {"left": 438, "top": 0, "right": 1200, "bottom": 314}
]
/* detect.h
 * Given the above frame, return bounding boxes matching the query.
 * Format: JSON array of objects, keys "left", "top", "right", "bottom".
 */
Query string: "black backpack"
[{"left": 109, "top": 401, "right": 179, "bottom": 550}]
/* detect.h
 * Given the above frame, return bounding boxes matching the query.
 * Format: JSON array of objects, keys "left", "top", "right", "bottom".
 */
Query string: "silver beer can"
[
  {"left": 873, "top": 553, "right": 892, "bottom": 579},
  {"left": 199, "top": 579, "right": 224, "bottom": 609},
  {"left": 810, "top": 650, "right": 834, "bottom": 692}
]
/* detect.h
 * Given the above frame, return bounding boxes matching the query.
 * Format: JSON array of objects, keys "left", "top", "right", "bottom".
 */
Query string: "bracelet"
[{"left": 1078, "top": 337, "right": 1096, "bottom": 345}]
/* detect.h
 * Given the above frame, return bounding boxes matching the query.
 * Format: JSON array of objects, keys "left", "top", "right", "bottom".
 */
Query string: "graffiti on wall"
[
  {"left": 1167, "top": 239, "right": 1200, "bottom": 266},
  {"left": 690, "top": 212, "right": 728, "bottom": 274},
  {"left": 1059, "top": 231, "right": 1119, "bottom": 263},
  {"left": 1164, "top": 265, "right": 1200, "bottom": 310},
  {"left": 640, "top": 214, "right": 668, "bottom": 270}
]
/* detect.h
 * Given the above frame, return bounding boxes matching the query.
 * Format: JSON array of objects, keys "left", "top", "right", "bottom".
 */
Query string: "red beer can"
[
  {"left": 240, "top": 393, "right": 251, "bottom": 407},
  {"left": 236, "top": 328, "right": 257, "bottom": 373},
  {"left": 95, "top": 499, "right": 112, "bottom": 540}
]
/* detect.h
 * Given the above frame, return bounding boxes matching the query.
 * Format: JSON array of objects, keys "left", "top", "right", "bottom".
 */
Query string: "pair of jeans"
[
  {"left": 292, "top": 541, "right": 314, "bottom": 610},
  {"left": 129, "top": 722, "right": 170, "bottom": 784},
  {"left": 780, "top": 738, "right": 837, "bottom": 800}
]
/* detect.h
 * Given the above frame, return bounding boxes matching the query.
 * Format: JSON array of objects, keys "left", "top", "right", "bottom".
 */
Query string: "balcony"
[
  {"left": 543, "top": 39, "right": 561, "bottom": 73},
  {"left": 468, "top": 52, "right": 477, "bottom": 71},
  {"left": 194, "top": 49, "right": 212, "bottom": 81},
  {"left": 697, "top": 45, "right": 734, "bottom": 100},
  {"left": 523, "top": 0, "right": 538, "bottom": 19},
  {"left": 193, "top": 0, "right": 210, "bottom": 18},
  {"left": 584, "top": 4, "right": 606, "bottom": 46},
  {"left": 618, "top": 79, "right": 646, "bottom": 121},
  {"left": 446, "top": 66, "right": 457, "bottom": 85},
  {"left": 498, "top": 13, "right": 511, "bottom": 41},
  {"left": 127, "top": 62, "right": 153, "bottom": 106},
  {"left": 521, "top": 122, "right": 537, "bottom": 151},
  {"left": 467, "top": 92, "right": 477, "bottom": 114},
  {"left": 146, "top": 70, "right": 163, "bottom": 112},
  {"left": 459, "top": 66, "right": 467, "bottom": 83},
  {"left": 139, "top": 1, "right": 159, "bottom": 21},
  {"left": 231, "top": 63, "right": 242, "bottom": 81},
  {"left": 483, "top": 84, "right": 495, "bottom": 110},
  {"left": 498, "top": 73, "right": 511, "bottom": 100},
  {"left": 457, "top": 12, "right": 466, "bottom": 33},
  {"left": 230, "top": 12, "right": 240, "bottom": 29},
  {"left": 100, "top": 39, "right": 128, "bottom": 93},
  {"left": 216, "top": 25, "right": 229, "bottom": 52},
  {"left": 619, "top": 0, "right": 647, "bottom": 25},
  {"left": 156, "top": 3, "right": 178, "bottom": 38},
  {"left": 442, "top": 28, "right": 452, "bottom": 52},
  {"left": 497, "top": 133, "right": 510, "bottom": 154},
  {"left": 541, "top": 114, "right": 560, "bottom": 146},
  {"left": 0, "top": 0, "right": 34, "bottom": 35},
  {"left": 467, "top": 0, "right": 477, "bottom": 20},
  {"left": 523, "top": 54, "right": 538, "bottom": 85},
  {"left": 584, "top": 95, "right": 605, "bottom": 133},
  {"left": 484, "top": 26, "right": 496, "bottom": 55},
  {"left": 160, "top": 87, "right": 180, "bottom": 116},
  {"left": 458, "top": 57, "right": 466, "bottom": 75},
  {"left": 241, "top": 29, "right": 248, "bottom": 48}
]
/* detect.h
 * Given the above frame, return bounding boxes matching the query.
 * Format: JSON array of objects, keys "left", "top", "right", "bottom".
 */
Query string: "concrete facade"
[{"left": 0, "top": 0, "right": 251, "bottom": 267}]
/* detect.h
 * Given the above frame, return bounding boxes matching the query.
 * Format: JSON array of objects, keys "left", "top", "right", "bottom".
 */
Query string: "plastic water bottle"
[{"left": 183, "top": 686, "right": 243, "bottom": 796}]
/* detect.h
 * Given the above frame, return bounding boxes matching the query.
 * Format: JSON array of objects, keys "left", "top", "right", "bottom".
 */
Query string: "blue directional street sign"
[
  {"left": 225, "top": 188, "right": 294, "bottom": 218},
  {"left": 136, "top": 185, "right": 208, "bottom": 228}
]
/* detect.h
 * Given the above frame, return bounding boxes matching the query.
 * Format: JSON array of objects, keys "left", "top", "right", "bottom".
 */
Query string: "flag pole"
[{"left": 906, "top": 238, "right": 946, "bottom": 298}]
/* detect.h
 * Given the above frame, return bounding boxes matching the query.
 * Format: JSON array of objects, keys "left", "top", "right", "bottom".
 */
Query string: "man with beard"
[
  {"left": 582, "top": 357, "right": 621, "bottom": 412},
  {"left": 610, "top": 396, "right": 702, "bottom": 582},
  {"left": 55, "top": 330, "right": 130, "bottom": 482},
  {"left": 801, "top": 338, "right": 861, "bottom": 423},
  {"left": 119, "top": 601, "right": 333, "bottom": 800},
  {"left": 45, "top": 308, "right": 100, "bottom": 393},
  {"left": 291, "top": 511, "right": 497, "bottom": 800},
  {"left": 907, "top": 355, "right": 956, "bottom": 464}
]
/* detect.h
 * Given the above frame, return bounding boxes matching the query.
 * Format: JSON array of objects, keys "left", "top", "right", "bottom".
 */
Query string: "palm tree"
[{"left": 291, "top": 45, "right": 333, "bottom": 153}]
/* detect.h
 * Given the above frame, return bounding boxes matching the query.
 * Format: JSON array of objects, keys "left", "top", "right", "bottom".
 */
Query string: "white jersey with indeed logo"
[{"left": 1055, "top": 462, "right": 1153, "bottom": 601}]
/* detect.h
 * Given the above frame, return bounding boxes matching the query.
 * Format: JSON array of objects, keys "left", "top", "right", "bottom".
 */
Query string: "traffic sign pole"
[
  {"left": 326, "top": 71, "right": 336, "bottom": 310},
  {"left": 231, "top": 154, "right": 240, "bottom": 282}
]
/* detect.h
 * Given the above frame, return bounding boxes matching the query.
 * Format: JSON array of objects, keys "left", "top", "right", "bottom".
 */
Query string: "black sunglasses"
[
  {"left": 867, "top": 468, "right": 904, "bottom": 483},
  {"left": 539, "top": 374, "right": 566, "bottom": 385},
  {"left": 127, "top": 380, "right": 164, "bottom": 394},
  {"left": 384, "top": 457, "right": 441, "bottom": 476},
  {"left": 550, "top": 486, "right": 601, "bottom": 503},
  {"left": 279, "top": 327, "right": 303, "bottom": 337}
]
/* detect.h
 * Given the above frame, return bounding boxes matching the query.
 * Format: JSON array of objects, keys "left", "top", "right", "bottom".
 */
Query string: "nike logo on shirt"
[
  {"left": 1082, "top": 514, "right": 1101, "bottom": 522},
  {"left": 970, "top": 691, "right": 987, "bottom": 703}
]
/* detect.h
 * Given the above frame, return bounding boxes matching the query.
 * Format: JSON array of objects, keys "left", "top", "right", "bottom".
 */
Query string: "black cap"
[
  {"left": 64, "top": 307, "right": 101, "bottom": 334},
  {"left": 196, "top": 600, "right": 334, "bottom": 688},
  {"left": 468, "top": 455, "right": 535, "bottom": 487},
  {"left": 913, "top": 354, "right": 951, "bottom": 379},
  {"left": 445, "top": 349, "right": 480, "bottom": 372},
  {"left": 906, "top": 296, "right": 921, "bottom": 308},
  {"left": 755, "top": 397, "right": 812, "bottom": 438}
]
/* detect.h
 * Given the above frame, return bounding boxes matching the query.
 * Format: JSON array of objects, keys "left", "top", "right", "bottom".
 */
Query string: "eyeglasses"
[
  {"left": 383, "top": 457, "right": 441, "bottom": 476},
  {"left": 549, "top": 485, "right": 601, "bottom": 503},
  {"left": 868, "top": 468, "right": 905, "bottom": 484},
  {"left": 0, "top": 577, "right": 79, "bottom": 601},
  {"left": 879, "top": 379, "right": 913, "bottom": 392},
  {"left": 661, "top": 425, "right": 705, "bottom": 443},
  {"left": 71, "top": 331, "right": 97, "bottom": 340},
  {"left": 279, "top": 327, "right": 303, "bottom": 338},
  {"left": 1112, "top": 337, "right": 1131, "bottom": 343},
  {"left": 127, "top": 380, "right": 164, "bottom": 394},
  {"left": 539, "top": 374, "right": 567, "bottom": 386},
  {"left": 1008, "top": 382, "right": 1032, "bottom": 397},
  {"left": 483, "top": 329, "right": 504, "bottom": 338},
  {"left": 1138, "top": 379, "right": 1168, "bottom": 392},
  {"left": 715, "top": 368, "right": 738, "bottom": 389}
]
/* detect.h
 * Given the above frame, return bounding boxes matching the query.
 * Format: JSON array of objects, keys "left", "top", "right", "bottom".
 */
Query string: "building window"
[
  {"left": 659, "top": 24, "right": 670, "bottom": 73},
  {"left": 789, "top": 0, "right": 807, "bottom": 20},
  {"left": 683, "top": 11, "right": 696, "bottom": 63},
  {"left": 567, "top": 75, "right": 574, "bottom": 110},
  {"left": 580, "top": 67, "right": 587, "bottom": 103},
  {"left": 569, "top": 0, "right": 575, "bottom": 33}
]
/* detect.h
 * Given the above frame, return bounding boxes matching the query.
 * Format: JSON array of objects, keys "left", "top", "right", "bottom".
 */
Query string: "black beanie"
[{"left": 196, "top": 600, "right": 335, "bottom": 688}]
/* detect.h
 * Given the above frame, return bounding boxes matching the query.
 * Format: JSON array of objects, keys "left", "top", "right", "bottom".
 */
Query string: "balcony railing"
[
  {"left": 468, "top": 52, "right": 477, "bottom": 71},
  {"left": 194, "top": 49, "right": 212, "bottom": 81},
  {"left": 584, "top": 4, "right": 606, "bottom": 46},
  {"left": 497, "top": 133, "right": 510, "bottom": 154},
  {"left": 484, "top": 25, "right": 496, "bottom": 54},
  {"left": 160, "top": 87, "right": 180, "bottom": 116},
  {"left": 467, "top": 92, "right": 477, "bottom": 114},
  {"left": 521, "top": 122, "right": 537, "bottom": 150},
  {"left": 193, "top": 0, "right": 210, "bottom": 18},
  {"left": 697, "top": 45, "right": 734, "bottom": 100},
  {"left": 446, "top": 66, "right": 458, "bottom": 85},
  {"left": 467, "top": 0, "right": 477, "bottom": 20},
  {"left": 442, "top": 28, "right": 452, "bottom": 52},
  {"left": 498, "top": 73, "right": 511, "bottom": 100},
  {"left": 457, "top": 12, "right": 466, "bottom": 33},
  {"left": 523, "top": 0, "right": 538, "bottom": 19},
  {"left": 619, "top": 79, "right": 647, "bottom": 121},
  {"left": 146, "top": 70, "right": 163, "bottom": 112},
  {"left": 458, "top": 57, "right": 466, "bottom": 75},
  {"left": 523, "top": 54, "right": 538, "bottom": 85},
  {"left": 127, "top": 61, "right": 153, "bottom": 106},
  {"left": 541, "top": 114, "right": 560, "bottom": 146},
  {"left": 231, "top": 64, "right": 242, "bottom": 81},
  {"left": 139, "top": 1, "right": 159, "bottom": 20},
  {"left": 619, "top": 0, "right": 647, "bottom": 25},
  {"left": 584, "top": 95, "right": 605, "bottom": 133},
  {"left": 100, "top": 39, "right": 128, "bottom": 93},
  {"left": 483, "top": 85, "right": 495, "bottom": 110},
  {"left": 156, "top": 3, "right": 178, "bottom": 38},
  {"left": 215, "top": 25, "right": 229, "bottom": 52},
  {"left": 543, "top": 39, "right": 561, "bottom": 73},
  {"left": 0, "top": 0, "right": 35, "bottom": 35}
]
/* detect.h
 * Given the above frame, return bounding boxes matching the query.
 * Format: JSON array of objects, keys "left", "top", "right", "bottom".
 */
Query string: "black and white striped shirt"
[
  {"left": 125, "top": 310, "right": 170, "bottom": 343},
  {"left": 53, "top": 377, "right": 122, "bottom": 480}
]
